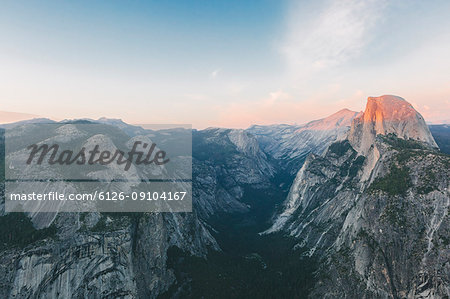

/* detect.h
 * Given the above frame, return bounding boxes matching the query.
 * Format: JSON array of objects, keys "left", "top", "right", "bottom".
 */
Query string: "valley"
[{"left": 0, "top": 95, "right": 449, "bottom": 298}]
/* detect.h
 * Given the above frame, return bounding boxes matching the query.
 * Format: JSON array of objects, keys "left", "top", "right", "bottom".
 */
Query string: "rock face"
[
  {"left": 0, "top": 212, "right": 218, "bottom": 299},
  {"left": 349, "top": 95, "right": 438, "bottom": 154},
  {"left": 267, "top": 95, "right": 449, "bottom": 298},
  {"left": 248, "top": 109, "right": 360, "bottom": 176}
]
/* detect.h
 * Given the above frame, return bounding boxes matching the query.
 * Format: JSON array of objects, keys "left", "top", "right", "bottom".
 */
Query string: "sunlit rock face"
[{"left": 349, "top": 95, "right": 438, "bottom": 154}]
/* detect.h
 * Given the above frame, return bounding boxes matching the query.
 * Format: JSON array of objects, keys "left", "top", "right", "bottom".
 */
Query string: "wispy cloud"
[
  {"left": 283, "top": 0, "right": 386, "bottom": 78},
  {"left": 210, "top": 68, "right": 221, "bottom": 79}
]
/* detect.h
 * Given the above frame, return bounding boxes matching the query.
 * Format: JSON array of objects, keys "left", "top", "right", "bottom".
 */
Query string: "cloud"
[
  {"left": 283, "top": 0, "right": 386, "bottom": 78},
  {"left": 210, "top": 68, "right": 221, "bottom": 79}
]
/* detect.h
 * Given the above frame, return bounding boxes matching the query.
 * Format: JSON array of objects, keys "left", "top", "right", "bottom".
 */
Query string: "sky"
[{"left": 0, "top": 0, "right": 449, "bottom": 128}]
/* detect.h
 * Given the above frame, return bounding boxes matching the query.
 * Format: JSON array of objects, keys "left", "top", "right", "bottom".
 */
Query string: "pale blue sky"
[{"left": 1, "top": 0, "right": 449, "bottom": 127}]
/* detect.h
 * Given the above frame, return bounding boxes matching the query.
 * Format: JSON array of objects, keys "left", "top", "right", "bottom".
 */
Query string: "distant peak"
[
  {"left": 97, "top": 117, "right": 125, "bottom": 123},
  {"left": 325, "top": 108, "right": 359, "bottom": 120},
  {"left": 297, "top": 108, "right": 359, "bottom": 132},
  {"left": 349, "top": 95, "right": 438, "bottom": 153},
  {"left": 336, "top": 108, "right": 353, "bottom": 113}
]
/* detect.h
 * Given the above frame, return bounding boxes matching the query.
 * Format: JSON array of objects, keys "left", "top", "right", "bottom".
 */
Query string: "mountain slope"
[
  {"left": 0, "top": 102, "right": 448, "bottom": 298},
  {"left": 0, "top": 121, "right": 283, "bottom": 298},
  {"left": 248, "top": 109, "right": 360, "bottom": 176},
  {"left": 0, "top": 122, "right": 219, "bottom": 298},
  {"left": 267, "top": 95, "right": 449, "bottom": 298},
  {"left": 192, "top": 128, "right": 277, "bottom": 218}
]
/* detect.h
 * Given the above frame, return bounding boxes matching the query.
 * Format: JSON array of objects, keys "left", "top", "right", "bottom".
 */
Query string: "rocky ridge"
[
  {"left": 248, "top": 109, "right": 360, "bottom": 176},
  {"left": 267, "top": 95, "right": 449, "bottom": 298}
]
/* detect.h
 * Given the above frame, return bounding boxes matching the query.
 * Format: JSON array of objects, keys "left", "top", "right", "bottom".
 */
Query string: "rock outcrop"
[{"left": 349, "top": 95, "right": 438, "bottom": 153}]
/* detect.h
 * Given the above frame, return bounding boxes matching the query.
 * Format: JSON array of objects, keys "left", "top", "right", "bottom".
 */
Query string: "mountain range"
[{"left": 0, "top": 95, "right": 449, "bottom": 298}]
